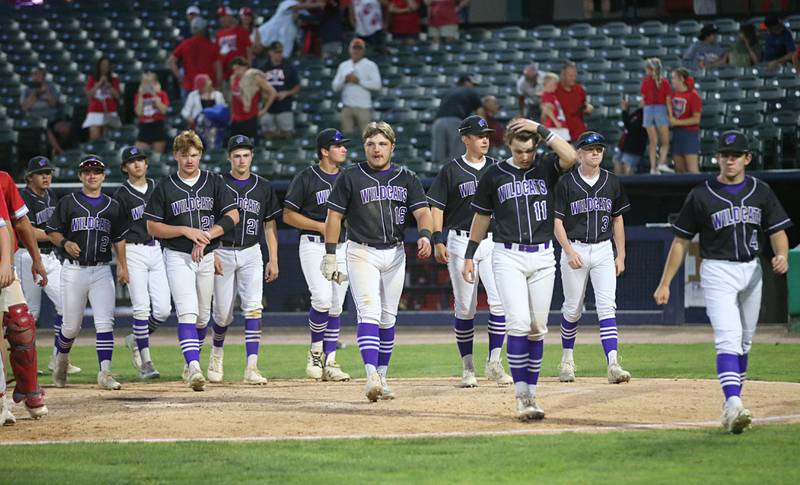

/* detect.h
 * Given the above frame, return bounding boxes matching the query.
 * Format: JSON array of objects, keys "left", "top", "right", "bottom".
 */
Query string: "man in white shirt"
[
  {"left": 331, "top": 37, "right": 382, "bottom": 136},
  {"left": 516, "top": 64, "right": 542, "bottom": 119}
]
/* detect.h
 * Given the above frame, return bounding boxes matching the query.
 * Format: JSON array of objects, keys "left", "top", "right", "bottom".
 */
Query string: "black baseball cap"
[
  {"left": 316, "top": 128, "right": 350, "bottom": 152},
  {"left": 26, "top": 156, "right": 53, "bottom": 176},
  {"left": 120, "top": 146, "right": 147, "bottom": 164},
  {"left": 457, "top": 74, "right": 480, "bottom": 86},
  {"left": 227, "top": 134, "right": 254, "bottom": 153},
  {"left": 717, "top": 130, "right": 750, "bottom": 154},
  {"left": 458, "top": 115, "right": 494, "bottom": 136},
  {"left": 698, "top": 23, "right": 719, "bottom": 40},
  {"left": 575, "top": 131, "right": 606, "bottom": 150},
  {"left": 78, "top": 155, "right": 106, "bottom": 172}
]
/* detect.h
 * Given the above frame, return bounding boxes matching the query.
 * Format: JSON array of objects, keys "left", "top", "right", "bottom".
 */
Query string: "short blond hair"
[
  {"left": 362, "top": 121, "right": 396, "bottom": 145},
  {"left": 173, "top": 130, "right": 204, "bottom": 155},
  {"left": 542, "top": 71, "right": 559, "bottom": 85}
]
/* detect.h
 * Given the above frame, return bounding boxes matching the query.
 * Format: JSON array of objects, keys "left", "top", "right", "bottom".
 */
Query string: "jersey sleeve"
[
  {"left": 426, "top": 166, "right": 449, "bottom": 210},
  {"left": 612, "top": 180, "right": 631, "bottom": 216},
  {"left": 283, "top": 171, "right": 306, "bottom": 211},
  {"left": 672, "top": 190, "right": 701, "bottom": 239},
  {"left": 760, "top": 184, "right": 792, "bottom": 235},
  {"left": 262, "top": 182, "right": 282, "bottom": 222},
  {"left": 406, "top": 171, "right": 429, "bottom": 211},
  {"left": 0, "top": 172, "right": 29, "bottom": 220},
  {"left": 0, "top": 188, "right": 11, "bottom": 225},
  {"left": 143, "top": 180, "right": 166, "bottom": 222},
  {"left": 45, "top": 197, "right": 68, "bottom": 234},
  {"left": 214, "top": 175, "right": 238, "bottom": 215},
  {"left": 110, "top": 201, "right": 129, "bottom": 242},
  {"left": 553, "top": 176, "right": 569, "bottom": 220},
  {"left": 327, "top": 170, "right": 351, "bottom": 214},
  {"left": 471, "top": 170, "right": 494, "bottom": 216}
]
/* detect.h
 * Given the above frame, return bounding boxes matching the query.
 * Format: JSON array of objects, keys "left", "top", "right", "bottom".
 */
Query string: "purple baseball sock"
[
  {"left": 527, "top": 339, "right": 544, "bottom": 387},
  {"left": 599, "top": 318, "right": 619, "bottom": 361},
  {"left": 506, "top": 335, "right": 529, "bottom": 384},
  {"left": 95, "top": 331, "right": 114, "bottom": 366},
  {"left": 356, "top": 323, "right": 379, "bottom": 368},
  {"left": 717, "top": 353, "right": 741, "bottom": 400},
  {"left": 487, "top": 314, "right": 506, "bottom": 355},
  {"left": 739, "top": 353, "right": 749, "bottom": 389},
  {"left": 560, "top": 316, "right": 578, "bottom": 349},
  {"left": 378, "top": 326, "right": 395, "bottom": 368},
  {"left": 309, "top": 308, "right": 328, "bottom": 346},
  {"left": 178, "top": 323, "right": 200, "bottom": 364},
  {"left": 454, "top": 317, "right": 474, "bottom": 358},
  {"left": 132, "top": 319, "right": 150, "bottom": 351},
  {"left": 324, "top": 315, "right": 341, "bottom": 356},
  {"left": 212, "top": 322, "right": 228, "bottom": 348},
  {"left": 245, "top": 318, "right": 261, "bottom": 358},
  {"left": 57, "top": 329, "right": 75, "bottom": 354},
  {"left": 53, "top": 314, "right": 63, "bottom": 351},
  {"left": 196, "top": 325, "right": 208, "bottom": 353},
  {"left": 148, "top": 316, "right": 162, "bottom": 334}
]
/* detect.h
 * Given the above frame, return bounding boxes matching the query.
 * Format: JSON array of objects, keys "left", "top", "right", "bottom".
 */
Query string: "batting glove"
[{"left": 321, "top": 253, "right": 337, "bottom": 281}]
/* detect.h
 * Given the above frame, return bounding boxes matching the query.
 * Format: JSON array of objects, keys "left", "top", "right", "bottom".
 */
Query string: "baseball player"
[
  {"left": 207, "top": 135, "right": 280, "bottom": 385},
  {"left": 112, "top": 147, "right": 172, "bottom": 380},
  {"left": 654, "top": 130, "right": 792, "bottom": 434},
  {"left": 0, "top": 168, "right": 48, "bottom": 418},
  {"left": 463, "top": 118, "right": 577, "bottom": 421},
  {"left": 1, "top": 189, "right": 16, "bottom": 424},
  {"left": 324, "top": 121, "right": 433, "bottom": 402},
  {"left": 144, "top": 130, "right": 239, "bottom": 392},
  {"left": 46, "top": 155, "right": 129, "bottom": 390},
  {"left": 283, "top": 128, "right": 351, "bottom": 382},
  {"left": 553, "top": 132, "right": 632, "bottom": 384},
  {"left": 428, "top": 115, "right": 513, "bottom": 388}
]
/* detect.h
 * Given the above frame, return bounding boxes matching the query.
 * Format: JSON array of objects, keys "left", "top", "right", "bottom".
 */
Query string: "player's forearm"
[
  {"left": 264, "top": 220, "right": 279, "bottom": 263},
  {"left": 33, "top": 226, "right": 50, "bottom": 242},
  {"left": 324, "top": 210, "right": 344, "bottom": 244},
  {"left": 553, "top": 218, "right": 574, "bottom": 255},
  {"left": 283, "top": 209, "right": 325, "bottom": 234},
  {"left": 113, "top": 240, "right": 127, "bottom": 270},
  {"left": 431, "top": 207, "right": 444, "bottom": 232},
  {"left": 413, "top": 207, "right": 433, "bottom": 233},
  {"left": 769, "top": 230, "right": 789, "bottom": 259},
  {"left": 550, "top": 134, "right": 578, "bottom": 171},
  {"left": 147, "top": 221, "right": 193, "bottom": 240},
  {"left": 47, "top": 231, "right": 66, "bottom": 247},
  {"left": 657, "top": 237, "right": 689, "bottom": 287},
  {"left": 13, "top": 216, "right": 42, "bottom": 262},
  {"left": 207, "top": 209, "right": 241, "bottom": 240},
  {"left": 612, "top": 215, "right": 625, "bottom": 258},
  {"left": 467, "top": 214, "right": 491, "bottom": 245},
  {"left": 0, "top": 226, "right": 12, "bottom": 265}
]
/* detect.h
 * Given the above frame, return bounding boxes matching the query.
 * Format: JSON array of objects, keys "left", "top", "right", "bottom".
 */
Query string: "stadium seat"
[
  {"left": 596, "top": 71, "right": 628, "bottom": 83},
  {"left": 565, "top": 23, "right": 596, "bottom": 38},
  {"left": 753, "top": 87, "right": 785, "bottom": 101},
  {"left": 636, "top": 20, "right": 668, "bottom": 37},
  {"left": 725, "top": 112, "right": 763, "bottom": 128},
  {"left": 672, "top": 19, "right": 701, "bottom": 35},
  {"left": 600, "top": 22, "right": 632, "bottom": 37},
  {"left": 531, "top": 25, "right": 561, "bottom": 39},
  {"left": 713, "top": 18, "right": 739, "bottom": 34},
  {"left": 696, "top": 78, "right": 725, "bottom": 91},
  {"left": 729, "top": 77, "right": 763, "bottom": 90},
  {"left": 619, "top": 34, "right": 649, "bottom": 48},
  {"left": 598, "top": 46, "right": 630, "bottom": 60},
  {"left": 579, "top": 34, "right": 613, "bottom": 49}
]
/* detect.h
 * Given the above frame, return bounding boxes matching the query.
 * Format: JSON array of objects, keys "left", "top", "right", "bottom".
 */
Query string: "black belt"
[
  {"left": 353, "top": 240, "right": 402, "bottom": 249},
  {"left": 67, "top": 260, "right": 108, "bottom": 267},
  {"left": 39, "top": 247, "right": 54, "bottom": 255},
  {"left": 130, "top": 240, "right": 158, "bottom": 247},
  {"left": 219, "top": 242, "right": 258, "bottom": 250}
]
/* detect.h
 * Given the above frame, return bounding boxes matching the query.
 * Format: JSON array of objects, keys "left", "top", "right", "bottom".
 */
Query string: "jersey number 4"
[{"left": 749, "top": 230, "right": 759, "bottom": 251}]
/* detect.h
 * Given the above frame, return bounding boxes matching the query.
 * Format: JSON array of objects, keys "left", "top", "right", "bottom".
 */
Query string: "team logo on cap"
[
  {"left": 237, "top": 135, "right": 247, "bottom": 143},
  {"left": 130, "top": 147, "right": 139, "bottom": 155},
  {"left": 478, "top": 118, "right": 487, "bottom": 127},
  {"left": 38, "top": 158, "right": 47, "bottom": 166},
  {"left": 725, "top": 133, "right": 737, "bottom": 144},
  {"left": 332, "top": 131, "right": 343, "bottom": 141}
]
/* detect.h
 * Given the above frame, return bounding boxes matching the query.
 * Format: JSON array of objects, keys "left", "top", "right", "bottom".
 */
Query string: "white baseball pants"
[
  {"left": 560, "top": 240, "right": 617, "bottom": 322},
  {"left": 213, "top": 244, "right": 264, "bottom": 326},
  {"left": 447, "top": 232, "right": 503, "bottom": 318},
  {"left": 345, "top": 242, "right": 405, "bottom": 329},
  {"left": 14, "top": 249, "right": 62, "bottom": 319},
  {"left": 125, "top": 243, "right": 172, "bottom": 322},
  {"left": 60, "top": 261, "right": 115, "bottom": 338},
  {"left": 299, "top": 236, "right": 349, "bottom": 316},
  {"left": 163, "top": 248, "right": 214, "bottom": 328}
]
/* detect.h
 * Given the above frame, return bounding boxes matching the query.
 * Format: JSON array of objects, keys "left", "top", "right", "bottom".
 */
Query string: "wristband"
[
  {"left": 464, "top": 240, "right": 479, "bottom": 260},
  {"left": 418, "top": 229, "right": 432, "bottom": 241},
  {"left": 432, "top": 231, "right": 444, "bottom": 245},
  {"left": 537, "top": 125, "right": 556, "bottom": 145},
  {"left": 218, "top": 214, "right": 236, "bottom": 233},
  {"left": 325, "top": 243, "right": 337, "bottom": 255}
]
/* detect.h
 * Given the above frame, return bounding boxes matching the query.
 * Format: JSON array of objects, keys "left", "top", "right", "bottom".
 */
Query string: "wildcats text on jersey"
[
  {"left": 315, "top": 189, "right": 331, "bottom": 205},
  {"left": 458, "top": 180, "right": 477, "bottom": 198},
  {"left": 237, "top": 197, "right": 262, "bottom": 214},
  {"left": 497, "top": 179, "right": 548, "bottom": 203},
  {"left": 569, "top": 197, "right": 613, "bottom": 216},
  {"left": 711, "top": 206, "right": 762, "bottom": 231},
  {"left": 35, "top": 206, "right": 55, "bottom": 225},
  {"left": 359, "top": 185, "right": 408, "bottom": 205},
  {"left": 130, "top": 205, "right": 145, "bottom": 221},
  {"left": 70, "top": 216, "right": 112, "bottom": 232},
  {"left": 170, "top": 196, "right": 215, "bottom": 216}
]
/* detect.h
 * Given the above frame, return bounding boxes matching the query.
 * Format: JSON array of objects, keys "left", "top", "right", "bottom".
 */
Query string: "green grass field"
[{"left": 3, "top": 342, "right": 798, "bottom": 484}]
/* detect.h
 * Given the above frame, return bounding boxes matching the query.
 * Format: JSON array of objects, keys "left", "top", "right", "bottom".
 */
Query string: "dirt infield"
[{"left": 3, "top": 377, "right": 799, "bottom": 444}]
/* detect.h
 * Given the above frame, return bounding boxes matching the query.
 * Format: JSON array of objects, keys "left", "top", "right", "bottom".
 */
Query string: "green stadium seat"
[
  {"left": 579, "top": 35, "right": 613, "bottom": 49},
  {"left": 614, "top": 56, "right": 644, "bottom": 71},
  {"left": 598, "top": 46, "right": 630, "bottom": 60},
  {"left": 725, "top": 112, "right": 763, "bottom": 128},
  {"left": 584, "top": 82, "right": 608, "bottom": 96},
  {"left": 753, "top": 87, "right": 785, "bottom": 101},
  {"left": 636, "top": 46, "right": 667, "bottom": 58},
  {"left": 531, "top": 25, "right": 560, "bottom": 40},
  {"left": 544, "top": 37, "right": 577, "bottom": 50},
  {"left": 561, "top": 47, "right": 593, "bottom": 62},
  {"left": 565, "top": 23, "right": 596, "bottom": 38},
  {"left": 495, "top": 26, "right": 526, "bottom": 40},
  {"left": 713, "top": 18, "right": 739, "bottom": 34},
  {"left": 600, "top": 22, "right": 632, "bottom": 37},
  {"left": 696, "top": 78, "right": 725, "bottom": 91},
  {"left": 619, "top": 34, "right": 649, "bottom": 48},
  {"left": 596, "top": 71, "right": 628, "bottom": 83},
  {"left": 636, "top": 20, "right": 667, "bottom": 37},
  {"left": 729, "top": 77, "right": 763, "bottom": 90},
  {"left": 508, "top": 39, "right": 539, "bottom": 51},
  {"left": 579, "top": 59, "right": 612, "bottom": 74},
  {"left": 672, "top": 19, "right": 701, "bottom": 36}
]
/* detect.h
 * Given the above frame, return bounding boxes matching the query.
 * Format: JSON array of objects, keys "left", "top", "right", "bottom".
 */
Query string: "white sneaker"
[
  {"left": 52, "top": 352, "right": 70, "bottom": 388},
  {"left": 365, "top": 373, "right": 383, "bottom": 402},
  {"left": 607, "top": 362, "right": 631, "bottom": 384},
  {"left": 1, "top": 395, "right": 16, "bottom": 426},
  {"left": 379, "top": 374, "right": 395, "bottom": 400},
  {"left": 181, "top": 364, "right": 190, "bottom": 382},
  {"left": 139, "top": 361, "right": 161, "bottom": 380},
  {"left": 657, "top": 163, "right": 675, "bottom": 174},
  {"left": 48, "top": 356, "right": 82, "bottom": 375},
  {"left": 559, "top": 360, "right": 576, "bottom": 382},
  {"left": 187, "top": 363, "right": 206, "bottom": 392},
  {"left": 460, "top": 368, "right": 478, "bottom": 388},
  {"left": 306, "top": 350, "right": 324, "bottom": 380},
  {"left": 207, "top": 351, "right": 224, "bottom": 383},
  {"left": 125, "top": 334, "right": 142, "bottom": 371},
  {"left": 322, "top": 361, "right": 351, "bottom": 382},
  {"left": 97, "top": 370, "right": 122, "bottom": 390},
  {"left": 721, "top": 401, "right": 752, "bottom": 434},
  {"left": 244, "top": 365, "right": 268, "bottom": 385},
  {"left": 485, "top": 360, "right": 513, "bottom": 386}
]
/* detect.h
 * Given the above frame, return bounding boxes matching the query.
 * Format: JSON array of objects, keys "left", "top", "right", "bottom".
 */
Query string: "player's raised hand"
[
  {"left": 434, "top": 243, "right": 449, "bottom": 264},
  {"left": 184, "top": 227, "right": 211, "bottom": 246},
  {"left": 116, "top": 266, "right": 129, "bottom": 286},
  {"left": 507, "top": 118, "right": 540, "bottom": 134},
  {"left": 615, "top": 255, "right": 625, "bottom": 276},
  {"left": 0, "top": 261, "right": 14, "bottom": 288},
  {"left": 31, "top": 258, "right": 48, "bottom": 287},
  {"left": 63, "top": 240, "right": 81, "bottom": 258},
  {"left": 265, "top": 260, "right": 279, "bottom": 283},
  {"left": 462, "top": 258, "right": 475, "bottom": 283},
  {"left": 417, "top": 237, "right": 431, "bottom": 259},
  {"left": 771, "top": 254, "right": 788, "bottom": 274},
  {"left": 566, "top": 250, "right": 583, "bottom": 269},
  {"left": 653, "top": 284, "right": 670, "bottom": 305}
]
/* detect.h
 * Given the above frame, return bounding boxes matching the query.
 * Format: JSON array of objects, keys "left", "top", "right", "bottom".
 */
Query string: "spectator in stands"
[
  {"left": 21, "top": 67, "right": 74, "bottom": 155},
  {"left": 82, "top": 56, "right": 121, "bottom": 141},
  {"left": 180, "top": 5, "right": 201, "bottom": 41},
  {"left": 424, "top": 0, "right": 469, "bottom": 43},
  {"left": 540, "top": 72, "right": 570, "bottom": 141},
  {"left": 729, "top": 24, "right": 761, "bottom": 68},
  {"left": 240, "top": 7, "right": 258, "bottom": 41},
  {"left": 477, "top": 95, "right": 504, "bottom": 148},
  {"left": 261, "top": 41, "right": 301, "bottom": 139},
  {"left": 258, "top": 0, "right": 301, "bottom": 59},
  {"left": 614, "top": 97, "right": 647, "bottom": 176},
  {"left": 217, "top": 6, "right": 253, "bottom": 81},
  {"left": 668, "top": 68, "right": 701, "bottom": 174},
  {"left": 517, "top": 63, "right": 542, "bottom": 119},
  {"left": 319, "top": 0, "right": 348, "bottom": 58},
  {"left": 332, "top": 38, "right": 382, "bottom": 136},
  {"left": 763, "top": 14, "right": 797, "bottom": 71},
  {"left": 431, "top": 74, "right": 481, "bottom": 162},
  {"left": 134, "top": 72, "right": 170, "bottom": 155},
  {"left": 349, "top": 0, "right": 386, "bottom": 53},
  {"left": 641, "top": 58, "right": 672, "bottom": 175},
  {"left": 169, "top": 17, "right": 221, "bottom": 100},
  {"left": 555, "top": 62, "right": 593, "bottom": 142},
  {"left": 387, "top": 0, "right": 421, "bottom": 44},
  {"left": 583, "top": 0, "right": 610, "bottom": 19},
  {"left": 182, "top": 74, "right": 226, "bottom": 127},
  {"left": 794, "top": 47, "right": 800, "bottom": 75},
  {"left": 682, "top": 24, "right": 728, "bottom": 70},
  {"left": 230, "top": 57, "right": 277, "bottom": 141}
]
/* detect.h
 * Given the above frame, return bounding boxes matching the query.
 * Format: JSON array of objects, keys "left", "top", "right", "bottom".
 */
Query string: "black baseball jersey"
[
  {"left": 284, "top": 165, "right": 346, "bottom": 242},
  {"left": 327, "top": 162, "right": 428, "bottom": 245},
  {"left": 143, "top": 170, "right": 238, "bottom": 255},
  {"left": 427, "top": 156, "right": 500, "bottom": 232},
  {"left": 672, "top": 176, "right": 792, "bottom": 261},
  {"left": 112, "top": 179, "right": 157, "bottom": 245},
  {"left": 20, "top": 186, "right": 58, "bottom": 251},
  {"left": 219, "top": 173, "right": 281, "bottom": 248},
  {"left": 553, "top": 168, "right": 630, "bottom": 243},
  {"left": 471, "top": 153, "right": 563, "bottom": 244},
  {"left": 45, "top": 191, "right": 128, "bottom": 264}
]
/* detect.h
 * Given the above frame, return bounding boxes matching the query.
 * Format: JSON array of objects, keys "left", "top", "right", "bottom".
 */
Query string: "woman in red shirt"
[
  {"left": 668, "top": 67, "right": 702, "bottom": 173},
  {"left": 540, "top": 72, "right": 570, "bottom": 141},
  {"left": 640, "top": 58, "right": 672, "bottom": 174},
  {"left": 424, "top": 0, "right": 468, "bottom": 43},
  {"left": 82, "top": 57, "right": 121, "bottom": 140},
  {"left": 388, "top": 0, "right": 421, "bottom": 44},
  {"left": 134, "top": 72, "right": 170, "bottom": 154}
]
